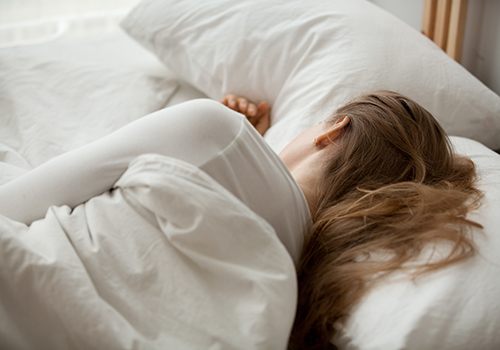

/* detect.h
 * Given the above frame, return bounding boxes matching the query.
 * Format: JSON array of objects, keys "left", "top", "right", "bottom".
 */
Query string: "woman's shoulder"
[{"left": 200, "top": 117, "right": 311, "bottom": 265}]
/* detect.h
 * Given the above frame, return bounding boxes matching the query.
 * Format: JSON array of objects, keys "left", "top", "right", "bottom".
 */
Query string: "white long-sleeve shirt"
[{"left": 0, "top": 99, "right": 311, "bottom": 264}]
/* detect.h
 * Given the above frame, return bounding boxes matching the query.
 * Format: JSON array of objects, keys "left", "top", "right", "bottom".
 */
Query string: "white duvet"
[
  {"left": 0, "top": 46, "right": 296, "bottom": 349},
  {"left": 0, "top": 154, "right": 297, "bottom": 350},
  {"left": 0, "top": 51, "right": 177, "bottom": 184}
]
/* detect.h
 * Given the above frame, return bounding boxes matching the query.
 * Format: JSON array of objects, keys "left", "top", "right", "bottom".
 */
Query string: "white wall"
[
  {"left": 368, "top": 0, "right": 423, "bottom": 30},
  {"left": 0, "top": 0, "right": 140, "bottom": 24},
  {"left": 368, "top": 0, "right": 500, "bottom": 96},
  {"left": 474, "top": 0, "right": 500, "bottom": 95}
]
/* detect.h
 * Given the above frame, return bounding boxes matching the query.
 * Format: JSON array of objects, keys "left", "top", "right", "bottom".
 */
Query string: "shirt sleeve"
[{"left": 0, "top": 99, "right": 243, "bottom": 225}]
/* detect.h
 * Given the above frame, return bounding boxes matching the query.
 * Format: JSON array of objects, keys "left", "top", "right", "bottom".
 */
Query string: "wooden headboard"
[{"left": 422, "top": 0, "right": 468, "bottom": 62}]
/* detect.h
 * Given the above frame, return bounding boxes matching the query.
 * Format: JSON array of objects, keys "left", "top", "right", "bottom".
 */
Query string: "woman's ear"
[{"left": 313, "top": 116, "right": 350, "bottom": 148}]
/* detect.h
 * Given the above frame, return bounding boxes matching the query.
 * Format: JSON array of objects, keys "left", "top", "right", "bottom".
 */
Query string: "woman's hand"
[{"left": 220, "top": 94, "right": 271, "bottom": 136}]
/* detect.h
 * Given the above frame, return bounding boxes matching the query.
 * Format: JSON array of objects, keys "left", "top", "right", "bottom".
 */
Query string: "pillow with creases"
[{"left": 121, "top": 0, "right": 500, "bottom": 152}]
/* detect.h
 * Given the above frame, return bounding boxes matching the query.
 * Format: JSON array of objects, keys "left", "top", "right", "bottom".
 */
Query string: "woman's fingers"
[
  {"left": 222, "top": 94, "right": 238, "bottom": 109},
  {"left": 221, "top": 95, "right": 271, "bottom": 134},
  {"left": 237, "top": 97, "right": 248, "bottom": 114},
  {"left": 247, "top": 103, "right": 257, "bottom": 118},
  {"left": 255, "top": 101, "right": 271, "bottom": 135},
  {"left": 222, "top": 95, "right": 249, "bottom": 114},
  {"left": 257, "top": 101, "right": 270, "bottom": 117},
  {"left": 228, "top": 96, "right": 238, "bottom": 109}
]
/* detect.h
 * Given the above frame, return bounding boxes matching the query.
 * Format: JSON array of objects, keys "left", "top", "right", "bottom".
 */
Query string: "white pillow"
[
  {"left": 334, "top": 136, "right": 500, "bottom": 350},
  {"left": 121, "top": 0, "right": 500, "bottom": 152}
]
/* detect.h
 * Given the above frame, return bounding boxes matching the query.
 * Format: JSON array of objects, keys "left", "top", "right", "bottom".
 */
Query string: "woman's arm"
[{"left": 0, "top": 99, "right": 242, "bottom": 225}]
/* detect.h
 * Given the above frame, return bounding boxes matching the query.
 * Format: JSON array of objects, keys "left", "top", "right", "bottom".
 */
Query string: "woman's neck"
[{"left": 287, "top": 151, "right": 326, "bottom": 217}]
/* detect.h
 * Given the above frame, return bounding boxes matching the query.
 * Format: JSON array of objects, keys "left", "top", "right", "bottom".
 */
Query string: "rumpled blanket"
[{"left": 0, "top": 154, "right": 296, "bottom": 350}]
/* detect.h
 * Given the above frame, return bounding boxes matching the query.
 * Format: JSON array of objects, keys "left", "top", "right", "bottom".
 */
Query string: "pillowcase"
[{"left": 121, "top": 0, "right": 500, "bottom": 153}]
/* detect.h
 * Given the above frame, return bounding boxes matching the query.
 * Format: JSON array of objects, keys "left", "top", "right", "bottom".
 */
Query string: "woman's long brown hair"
[{"left": 290, "top": 91, "right": 482, "bottom": 349}]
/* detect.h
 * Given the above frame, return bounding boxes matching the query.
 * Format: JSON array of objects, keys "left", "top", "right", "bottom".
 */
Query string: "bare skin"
[
  {"left": 221, "top": 94, "right": 350, "bottom": 214},
  {"left": 220, "top": 94, "right": 271, "bottom": 135}
]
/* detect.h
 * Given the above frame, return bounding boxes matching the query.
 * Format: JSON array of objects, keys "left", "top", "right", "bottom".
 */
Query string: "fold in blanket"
[{"left": 0, "top": 154, "right": 296, "bottom": 350}]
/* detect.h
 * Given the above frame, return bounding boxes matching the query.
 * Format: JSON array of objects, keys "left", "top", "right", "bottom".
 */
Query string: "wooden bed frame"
[{"left": 422, "top": 0, "right": 468, "bottom": 62}]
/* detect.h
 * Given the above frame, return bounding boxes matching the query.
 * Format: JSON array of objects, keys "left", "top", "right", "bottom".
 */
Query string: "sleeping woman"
[{"left": 0, "top": 91, "right": 482, "bottom": 349}]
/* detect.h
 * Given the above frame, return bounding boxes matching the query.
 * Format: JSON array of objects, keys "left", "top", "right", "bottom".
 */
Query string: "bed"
[{"left": 1, "top": 0, "right": 499, "bottom": 349}]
